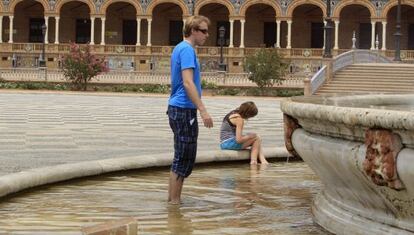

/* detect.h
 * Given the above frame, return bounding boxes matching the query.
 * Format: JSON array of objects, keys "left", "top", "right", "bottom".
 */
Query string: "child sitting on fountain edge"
[{"left": 219, "top": 101, "right": 269, "bottom": 165}]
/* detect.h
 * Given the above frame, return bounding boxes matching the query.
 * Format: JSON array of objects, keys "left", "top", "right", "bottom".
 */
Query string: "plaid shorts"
[{"left": 167, "top": 105, "right": 198, "bottom": 178}]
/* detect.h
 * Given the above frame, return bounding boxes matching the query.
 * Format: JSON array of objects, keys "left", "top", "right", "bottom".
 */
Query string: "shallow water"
[{"left": 0, "top": 161, "right": 328, "bottom": 234}]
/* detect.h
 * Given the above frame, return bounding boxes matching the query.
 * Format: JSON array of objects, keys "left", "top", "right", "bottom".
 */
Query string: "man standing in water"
[{"left": 167, "top": 15, "right": 213, "bottom": 204}]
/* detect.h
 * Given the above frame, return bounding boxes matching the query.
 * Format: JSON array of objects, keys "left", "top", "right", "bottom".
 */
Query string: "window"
[
  {"left": 29, "top": 18, "right": 45, "bottom": 43},
  {"left": 76, "top": 19, "right": 91, "bottom": 44},
  {"left": 216, "top": 21, "right": 230, "bottom": 46},
  {"left": 169, "top": 21, "right": 183, "bottom": 46},
  {"left": 263, "top": 22, "right": 276, "bottom": 48},
  {"left": 311, "top": 22, "right": 324, "bottom": 48},
  {"left": 123, "top": 20, "right": 137, "bottom": 45},
  {"left": 408, "top": 24, "right": 414, "bottom": 50}
]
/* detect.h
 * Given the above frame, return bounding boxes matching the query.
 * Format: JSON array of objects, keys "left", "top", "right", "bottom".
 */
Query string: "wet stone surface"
[{"left": 0, "top": 161, "right": 328, "bottom": 234}]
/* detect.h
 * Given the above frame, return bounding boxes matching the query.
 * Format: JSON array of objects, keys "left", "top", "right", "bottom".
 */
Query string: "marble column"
[
  {"left": 334, "top": 20, "right": 339, "bottom": 50},
  {"left": 381, "top": 21, "right": 387, "bottom": 50},
  {"left": 286, "top": 20, "right": 292, "bottom": 49},
  {"left": 44, "top": 16, "right": 49, "bottom": 44},
  {"left": 90, "top": 17, "right": 95, "bottom": 45},
  {"left": 136, "top": 18, "right": 141, "bottom": 46},
  {"left": 370, "top": 21, "right": 376, "bottom": 50},
  {"left": 240, "top": 19, "right": 245, "bottom": 48},
  {"left": 54, "top": 16, "right": 59, "bottom": 44},
  {"left": 100, "top": 17, "right": 105, "bottom": 45},
  {"left": 229, "top": 19, "right": 234, "bottom": 48},
  {"left": 147, "top": 18, "right": 152, "bottom": 46},
  {"left": 276, "top": 20, "right": 281, "bottom": 48},
  {"left": 0, "top": 16, "right": 3, "bottom": 43},
  {"left": 323, "top": 20, "right": 327, "bottom": 49},
  {"left": 8, "top": 15, "right": 13, "bottom": 43}
]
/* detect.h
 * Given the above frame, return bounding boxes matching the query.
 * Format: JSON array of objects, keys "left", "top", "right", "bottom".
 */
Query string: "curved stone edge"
[
  {"left": 292, "top": 128, "right": 414, "bottom": 234},
  {"left": 313, "top": 193, "right": 411, "bottom": 235},
  {"left": 280, "top": 95, "right": 414, "bottom": 130},
  {"left": 0, "top": 147, "right": 290, "bottom": 199}
]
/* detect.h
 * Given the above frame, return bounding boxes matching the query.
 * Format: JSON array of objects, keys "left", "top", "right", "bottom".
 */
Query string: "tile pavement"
[{"left": 0, "top": 91, "right": 286, "bottom": 176}]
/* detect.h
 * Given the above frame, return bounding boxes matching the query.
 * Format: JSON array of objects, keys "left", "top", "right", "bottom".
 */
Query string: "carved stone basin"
[{"left": 281, "top": 94, "right": 414, "bottom": 235}]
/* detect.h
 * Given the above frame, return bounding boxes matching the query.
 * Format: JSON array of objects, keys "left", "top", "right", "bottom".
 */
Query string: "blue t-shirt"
[{"left": 168, "top": 41, "right": 201, "bottom": 109}]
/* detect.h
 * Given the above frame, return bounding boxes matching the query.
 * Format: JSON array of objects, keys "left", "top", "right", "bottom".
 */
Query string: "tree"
[
  {"left": 61, "top": 43, "right": 109, "bottom": 91},
  {"left": 244, "top": 48, "right": 289, "bottom": 90}
]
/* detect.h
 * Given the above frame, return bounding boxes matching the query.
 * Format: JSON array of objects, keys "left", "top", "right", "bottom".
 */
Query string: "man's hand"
[{"left": 200, "top": 110, "right": 213, "bottom": 128}]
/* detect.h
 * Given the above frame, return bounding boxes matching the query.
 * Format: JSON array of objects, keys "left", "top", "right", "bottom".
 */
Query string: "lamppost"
[
  {"left": 323, "top": 0, "right": 333, "bottom": 58},
  {"left": 218, "top": 26, "right": 226, "bottom": 71},
  {"left": 394, "top": 0, "right": 402, "bottom": 62},
  {"left": 39, "top": 23, "right": 47, "bottom": 67}
]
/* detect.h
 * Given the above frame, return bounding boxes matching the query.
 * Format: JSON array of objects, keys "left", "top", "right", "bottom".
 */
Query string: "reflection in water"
[
  {"left": 167, "top": 205, "right": 193, "bottom": 235},
  {"left": 0, "top": 161, "right": 329, "bottom": 234}
]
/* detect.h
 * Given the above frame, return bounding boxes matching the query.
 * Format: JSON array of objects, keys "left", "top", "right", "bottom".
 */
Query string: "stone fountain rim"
[
  {"left": 0, "top": 147, "right": 290, "bottom": 200},
  {"left": 281, "top": 94, "right": 414, "bottom": 130}
]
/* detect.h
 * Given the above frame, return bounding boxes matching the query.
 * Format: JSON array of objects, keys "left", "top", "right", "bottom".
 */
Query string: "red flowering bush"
[{"left": 61, "top": 43, "right": 109, "bottom": 91}]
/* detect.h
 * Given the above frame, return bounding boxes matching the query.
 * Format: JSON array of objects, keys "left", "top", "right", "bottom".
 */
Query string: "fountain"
[{"left": 281, "top": 94, "right": 414, "bottom": 234}]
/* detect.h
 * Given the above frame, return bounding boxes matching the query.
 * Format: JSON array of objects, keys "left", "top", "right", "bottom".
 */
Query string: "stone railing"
[
  {"left": 307, "top": 50, "right": 393, "bottom": 95},
  {"left": 333, "top": 49, "right": 393, "bottom": 73},
  {"left": 0, "top": 68, "right": 303, "bottom": 88},
  {"left": 307, "top": 65, "right": 327, "bottom": 95}
]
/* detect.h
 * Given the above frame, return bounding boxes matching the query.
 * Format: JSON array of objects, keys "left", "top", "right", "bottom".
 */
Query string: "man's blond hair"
[{"left": 183, "top": 15, "right": 210, "bottom": 37}]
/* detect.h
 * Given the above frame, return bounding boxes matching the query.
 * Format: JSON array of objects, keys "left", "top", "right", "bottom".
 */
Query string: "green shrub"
[
  {"left": 245, "top": 49, "right": 289, "bottom": 91},
  {"left": 61, "top": 43, "right": 109, "bottom": 91},
  {"left": 201, "top": 80, "right": 218, "bottom": 89}
]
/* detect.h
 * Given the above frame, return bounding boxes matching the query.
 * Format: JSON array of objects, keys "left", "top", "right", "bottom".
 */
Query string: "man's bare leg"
[{"left": 168, "top": 171, "right": 184, "bottom": 204}]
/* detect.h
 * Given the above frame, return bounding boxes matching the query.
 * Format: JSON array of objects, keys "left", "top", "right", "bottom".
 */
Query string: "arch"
[
  {"left": 100, "top": 0, "right": 142, "bottom": 15},
  {"left": 286, "top": 0, "right": 325, "bottom": 18},
  {"left": 194, "top": 0, "right": 234, "bottom": 16},
  {"left": 239, "top": 0, "right": 282, "bottom": 17},
  {"left": 333, "top": 0, "right": 376, "bottom": 19},
  {"left": 9, "top": 0, "right": 48, "bottom": 13},
  {"left": 382, "top": 0, "right": 414, "bottom": 18},
  {"left": 55, "top": 0, "right": 94, "bottom": 15},
  {"left": 146, "top": 0, "right": 188, "bottom": 16}
]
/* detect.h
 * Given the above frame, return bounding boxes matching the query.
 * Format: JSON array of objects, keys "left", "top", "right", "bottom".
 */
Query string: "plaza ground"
[{"left": 0, "top": 90, "right": 286, "bottom": 176}]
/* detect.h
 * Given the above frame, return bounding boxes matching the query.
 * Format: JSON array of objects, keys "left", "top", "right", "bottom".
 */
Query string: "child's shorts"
[{"left": 220, "top": 137, "right": 243, "bottom": 150}]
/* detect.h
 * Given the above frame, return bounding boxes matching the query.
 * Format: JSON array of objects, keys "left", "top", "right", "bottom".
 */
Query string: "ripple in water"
[{"left": 0, "top": 161, "right": 329, "bottom": 234}]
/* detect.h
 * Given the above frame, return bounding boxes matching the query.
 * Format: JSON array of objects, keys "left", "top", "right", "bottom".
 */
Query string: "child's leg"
[
  {"left": 258, "top": 144, "right": 269, "bottom": 164},
  {"left": 249, "top": 138, "right": 260, "bottom": 164},
  {"left": 253, "top": 135, "right": 268, "bottom": 165},
  {"left": 241, "top": 137, "right": 258, "bottom": 164}
]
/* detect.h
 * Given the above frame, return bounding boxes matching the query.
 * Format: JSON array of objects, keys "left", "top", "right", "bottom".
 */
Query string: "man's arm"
[{"left": 182, "top": 69, "right": 213, "bottom": 128}]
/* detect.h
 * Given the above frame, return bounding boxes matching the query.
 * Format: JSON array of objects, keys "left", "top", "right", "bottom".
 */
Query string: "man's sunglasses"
[{"left": 195, "top": 28, "right": 208, "bottom": 34}]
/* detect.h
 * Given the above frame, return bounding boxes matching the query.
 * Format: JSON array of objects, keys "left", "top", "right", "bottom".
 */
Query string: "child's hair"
[{"left": 237, "top": 101, "right": 258, "bottom": 119}]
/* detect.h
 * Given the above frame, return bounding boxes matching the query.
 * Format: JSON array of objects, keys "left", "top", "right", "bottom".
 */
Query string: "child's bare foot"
[{"left": 250, "top": 160, "right": 258, "bottom": 165}]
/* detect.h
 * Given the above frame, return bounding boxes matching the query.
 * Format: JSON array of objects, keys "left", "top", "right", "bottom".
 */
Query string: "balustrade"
[{"left": 0, "top": 68, "right": 304, "bottom": 88}]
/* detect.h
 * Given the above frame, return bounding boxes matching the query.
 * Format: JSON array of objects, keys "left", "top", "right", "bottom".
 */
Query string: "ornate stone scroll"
[
  {"left": 363, "top": 129, "right": 404, "bottom": 190},
  {"left": 283, "top": 114, "right": 300, "bottom": 158}
]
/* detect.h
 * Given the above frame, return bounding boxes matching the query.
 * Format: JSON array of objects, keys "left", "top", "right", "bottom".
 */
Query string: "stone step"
[
  {"left": 320, "top": 86, "right": 413, "bottom": 91},
  {"left": 317, "top": 63, "right": 414, "bottom": 95},
  {"left": 316, "top": 87, "right": 413, "bottom": 93},
  {"left": 315, "top": 90, "right": 412, "bottom": 95},
  {"left": 331, "top": 77, "right": 414, "bottom": 82},
  {"left": 326, "top": 81, "right": 414, "bottom": 86},
  {"left": 318, "top": 84, "right": 413, "bottom": 90},
  {"left": 336, "top": 69, "right": 414, "bottom": 74},
  {"left": 351, "top": 63, "right": 414, "bottom": 68},
  {"left": 334, "top": 74, "right": 414, "bottom": 81},
  {"left": 336, "top": 70, "right": 414, "bottom": 75}
]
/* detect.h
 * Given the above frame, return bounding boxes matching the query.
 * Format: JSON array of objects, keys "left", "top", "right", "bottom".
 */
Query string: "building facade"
[{"left": 0, "top": 0, "right": 413, "bottom": 73}]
